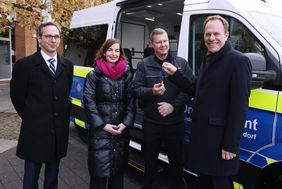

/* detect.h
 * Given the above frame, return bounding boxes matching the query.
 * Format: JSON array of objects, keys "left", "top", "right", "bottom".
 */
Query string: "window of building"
[{"left": 0, "top": 29, "right": 12, "bottom": 80}]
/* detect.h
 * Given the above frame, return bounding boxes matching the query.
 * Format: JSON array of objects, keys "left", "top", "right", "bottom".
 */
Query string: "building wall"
[{"left": 15, "top": 26, "right": 37, "bottom": 61}]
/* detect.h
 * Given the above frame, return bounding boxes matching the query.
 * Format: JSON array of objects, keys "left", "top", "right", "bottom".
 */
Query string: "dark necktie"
[{"left": 48, "top": 58, "right": 56, "bottom": 74}]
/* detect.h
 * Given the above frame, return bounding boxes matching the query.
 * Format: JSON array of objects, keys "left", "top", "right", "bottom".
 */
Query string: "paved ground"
[
  {"left": 0, "top": 82, "right": 145, "bottom": 189},
  {"left": 0, "top": 125, "right": 91, "bottom": 189}
]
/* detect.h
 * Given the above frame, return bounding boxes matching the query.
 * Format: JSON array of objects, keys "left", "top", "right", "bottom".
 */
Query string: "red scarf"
[{"left": 96, "top": 58, "right": 127, "bottom": 80}]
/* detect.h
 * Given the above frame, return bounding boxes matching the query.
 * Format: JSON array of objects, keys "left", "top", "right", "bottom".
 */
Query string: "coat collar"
[
  {"left": 204, "top": 40, "right": 232, "bottom": 67},
  {"left": 195, "top": 41, "right": 233, "bottom": 90},
  {"left": 35, "top": 51, "right": 66, "bottom": 78},
  {"left": 146, "top": 52, "right": 176, "bottom": 69}
]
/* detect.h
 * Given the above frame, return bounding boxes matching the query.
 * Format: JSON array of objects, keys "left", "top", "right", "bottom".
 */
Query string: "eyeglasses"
[{"left": 42, "top": 34, "right": 60, "bottom": 40}]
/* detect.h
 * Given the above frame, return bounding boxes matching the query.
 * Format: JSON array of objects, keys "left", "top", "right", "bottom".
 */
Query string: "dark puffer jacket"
[{"left": 83, "top": 65, "right": 136, "bottom": 178}]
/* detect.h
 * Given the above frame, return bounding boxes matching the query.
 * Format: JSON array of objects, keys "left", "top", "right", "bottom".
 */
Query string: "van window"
[
  {"left": 229, "top": 20, "right": 264, "bottom": 55},
  {"left": 64, "top": 24, "right": 108, "bottom": 67},
  {"left": 188, "top": 15, "right": 265, "bottom": 76}
]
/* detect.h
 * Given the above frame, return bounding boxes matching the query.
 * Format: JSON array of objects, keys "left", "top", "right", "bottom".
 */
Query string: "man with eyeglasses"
[{"left": 10, "top": 22, "right": 73, "bottom": 189}]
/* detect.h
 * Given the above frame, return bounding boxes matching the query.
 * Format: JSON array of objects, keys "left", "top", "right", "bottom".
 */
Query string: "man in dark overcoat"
[
  {"left": 10, "top": 22, "right": 73, "bottom": 189},
  {"left": 162, "top": 15, "right": 252, "bottom": 189}
]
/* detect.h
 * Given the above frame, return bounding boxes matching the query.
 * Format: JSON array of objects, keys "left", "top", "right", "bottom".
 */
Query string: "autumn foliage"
[{"left": 0, "top": 0, "right": 111, "bottom": 34}]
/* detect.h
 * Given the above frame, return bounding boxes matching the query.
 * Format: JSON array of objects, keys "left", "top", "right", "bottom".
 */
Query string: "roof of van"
[
  {"left": 70, "top": 0, "right": 184, "bottom": 29},
  {"left": 184, "top": 0, "right": 281, "bottom": 15},
  {"left": 70, "top": 0, "right": 124, "bottom": 29}
]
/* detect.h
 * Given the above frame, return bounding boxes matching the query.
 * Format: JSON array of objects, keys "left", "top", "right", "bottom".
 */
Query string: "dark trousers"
[
  {"left": 89, "top": 171, "right": 124, "bottom": 189},
  {"left": 142, "top": 121, "right": 186, "bottom": 189},
  {"left": 198, "top": 173, "right": 234, "bottom": 189},
  {"left": 23, "top": 159, "right": 60, "bottom": 189}
]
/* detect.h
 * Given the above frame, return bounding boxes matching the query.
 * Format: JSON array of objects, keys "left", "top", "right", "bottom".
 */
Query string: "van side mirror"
[{"left": 244, "top": 53, "right": 277, "bottom": 89}]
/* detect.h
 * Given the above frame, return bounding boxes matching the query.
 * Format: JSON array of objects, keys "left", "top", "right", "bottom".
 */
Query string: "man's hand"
[
  {"left": 157, "top": 102, "right": 174, "bottom": 117},
  {"left": 221, "top": 149, "right": 237, "bottom": 160},
  {"left": 152, "top": 81, "right": 166, "bottom": 96},
  {"left": 162, "top": 62, "right": 177, "bottom": 75}
]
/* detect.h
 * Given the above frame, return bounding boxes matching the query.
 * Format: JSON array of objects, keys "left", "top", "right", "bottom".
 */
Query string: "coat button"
[
  {"left": 54, "top": 112, "right": 58, "bottom": 116},
  {"left": 54, "top": 96, "right": 58, "bottom": 100}
]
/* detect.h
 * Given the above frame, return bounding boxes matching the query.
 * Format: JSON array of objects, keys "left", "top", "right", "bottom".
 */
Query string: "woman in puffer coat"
[{"left": 83, "top": 38, "right": 136, "bottom": 189}]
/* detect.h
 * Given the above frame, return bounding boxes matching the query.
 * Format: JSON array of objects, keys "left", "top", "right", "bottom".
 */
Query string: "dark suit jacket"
[
  {"left": 170, "top": 41, "right": 252, "bottom": 176},
  {"left": 10, "top": 51, "right": 73, "bottom": 162}
]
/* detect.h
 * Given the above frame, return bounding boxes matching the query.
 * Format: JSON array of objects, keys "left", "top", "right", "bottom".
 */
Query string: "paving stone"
[
  {"left": 57, "top": 178, "right": 72, "bottom": 189},
  {"left": 11, "top": 164, "right": 24, "bottom": 180},
  {"left": 0, "top": 171, "right": 21, "bottom": 184},
  {"left": 2, "top": 180, "right": 22, "bottom": 189},
  {"left": 6, "top": 154, "right": 23, "bottom": 166},
  {"left": 60, "top": 173, "right": 85, "bottom": 188},
  {"left": 72, "top": 183, "right": 90, "bottom": 189},
  {"left": 0, "top": 159, "right": 13, "bottom": 174}
]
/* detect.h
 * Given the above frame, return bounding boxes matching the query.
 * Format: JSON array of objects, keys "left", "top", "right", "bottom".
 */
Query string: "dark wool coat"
[
  {"left": 170, "top": 41, "right": 252, "bottom": 176},
  {"left": 83, "top": 65, "right": 136, "bottom": 178},
  {"left": 10, "top": 51, "right": 73, "bottom": 163}
]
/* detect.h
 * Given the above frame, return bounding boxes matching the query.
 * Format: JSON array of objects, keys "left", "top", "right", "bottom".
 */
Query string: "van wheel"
[{"left": 75, "top": 124, "right": 88, "bottom": 144}]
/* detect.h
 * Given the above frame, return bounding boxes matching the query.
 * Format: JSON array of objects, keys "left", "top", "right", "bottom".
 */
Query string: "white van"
[{"left": 66, "top": 0, "right": 282, "bottom": 188}]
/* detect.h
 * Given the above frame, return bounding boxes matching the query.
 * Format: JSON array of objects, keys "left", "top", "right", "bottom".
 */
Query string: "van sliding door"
[{"left": 117, "top": 0, "right": 184, "bottom": 70}]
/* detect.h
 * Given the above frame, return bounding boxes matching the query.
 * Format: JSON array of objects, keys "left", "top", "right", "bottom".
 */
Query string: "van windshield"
[{"left": 250, "top": 11, "right": 282, "bottom": 47}]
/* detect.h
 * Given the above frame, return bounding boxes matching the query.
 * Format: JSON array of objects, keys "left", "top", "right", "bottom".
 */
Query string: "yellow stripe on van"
[
  {"left": 266, "top": 157, "right": 277, "bottom": 164},
  {"left": 74, "top": 118, "right": 86, "bottom": 128},
  {"left": 233, "top": 182, "right": 244, "bottom": 189},
  {"left": 277, "top": 92, "right": 282, "bottom": 114},
  {"left": 73, "top": 66, "right": 93, "bottom": 78},
  {"left": 72, "top": 97, "right": 82, "bottom": 107},
  {"left": 249, "top": 89, "right": 278, "bottom": 112}
]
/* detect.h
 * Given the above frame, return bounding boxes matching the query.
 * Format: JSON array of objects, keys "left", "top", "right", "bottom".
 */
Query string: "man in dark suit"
[
  {"left": 10, "top": 22, "right": 73, "bottom": 189},
  {"left": 162, "top": 15, "right": 252, "bottom": 189}
]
